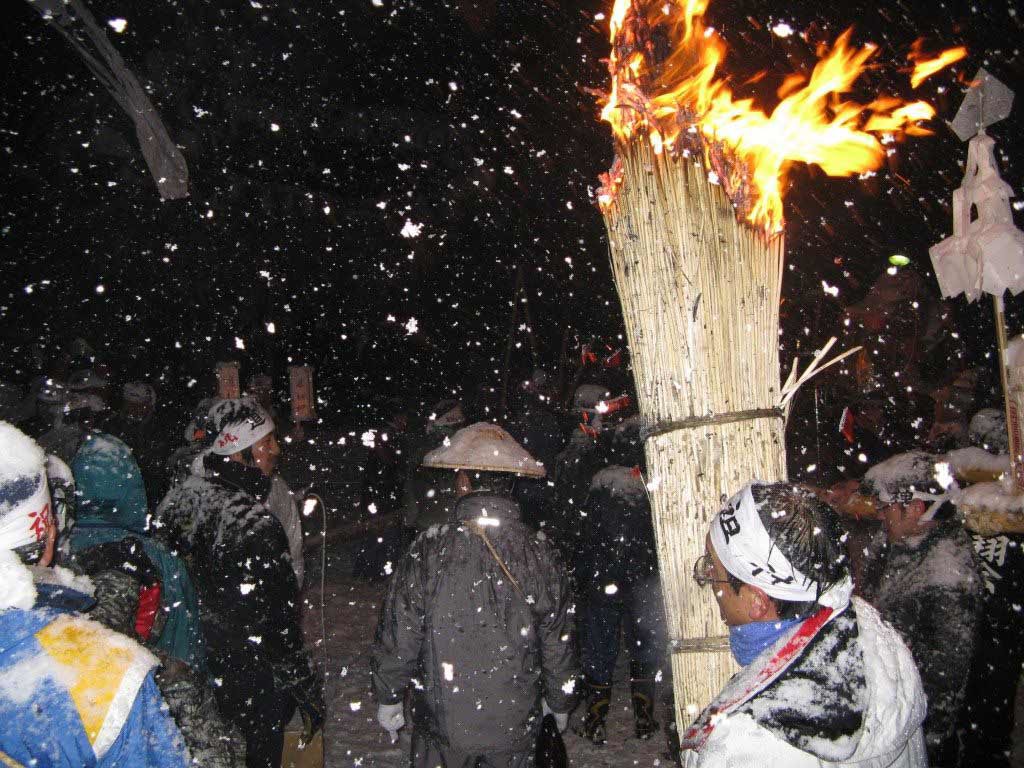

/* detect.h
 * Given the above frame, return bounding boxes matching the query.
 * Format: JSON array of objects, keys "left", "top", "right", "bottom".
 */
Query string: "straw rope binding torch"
[{"left": 593, "top": 0, "right": 943, "bottom": 733}]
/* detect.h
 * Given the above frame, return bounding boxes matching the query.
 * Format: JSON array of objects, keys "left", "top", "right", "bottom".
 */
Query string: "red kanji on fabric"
[{"left": 28, "top": 503, "right": 51, "bottom": 542}]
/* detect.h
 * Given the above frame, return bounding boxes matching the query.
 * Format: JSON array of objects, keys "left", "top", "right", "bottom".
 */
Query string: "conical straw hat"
[{"left": 422, "top": 422, "right": 546, "bottom": 477}]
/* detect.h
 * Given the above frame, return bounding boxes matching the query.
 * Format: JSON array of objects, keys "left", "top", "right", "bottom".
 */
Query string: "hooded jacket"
[
  {"left": 371, "top": 492, "right": 578, "bottom": 755},
  {"left": 0, "top": 549, "right": 190, "bottom": 768},
  {"left": 682, "top": 598, "right": 927, "bottom": 768},
  {"left": 70, "top": 431, "right": 204, "bottom": 668}
]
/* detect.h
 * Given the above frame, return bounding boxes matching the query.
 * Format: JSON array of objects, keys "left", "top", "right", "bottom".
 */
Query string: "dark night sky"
[{"left": 1, "top": 0, "right": 1022, "bottom": 424}]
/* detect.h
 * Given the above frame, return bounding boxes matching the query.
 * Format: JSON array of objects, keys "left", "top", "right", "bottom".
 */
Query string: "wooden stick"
[{"left": 993, "top": 294, "right": 1021, "bottom": 491}]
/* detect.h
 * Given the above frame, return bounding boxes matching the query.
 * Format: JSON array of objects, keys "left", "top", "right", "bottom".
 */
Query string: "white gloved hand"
[
  {"left": 377, "top": 702, "right": 405, "bottom": 742},
  {"left": 542, "top": 699, "right": 569, "bottom": 733}
]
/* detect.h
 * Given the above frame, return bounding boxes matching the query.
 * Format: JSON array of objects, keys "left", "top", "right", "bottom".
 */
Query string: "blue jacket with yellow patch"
[{"left": 0, "top": 556, "right": 190, "bottom": 768}]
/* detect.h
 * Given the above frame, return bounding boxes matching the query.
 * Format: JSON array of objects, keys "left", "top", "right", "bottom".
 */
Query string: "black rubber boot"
[
  {"left": 631, "top": 678, "right": 660, "bottom": 741},
  {"left": 577, "top": 682, "right": 612, "bottom": 745}
]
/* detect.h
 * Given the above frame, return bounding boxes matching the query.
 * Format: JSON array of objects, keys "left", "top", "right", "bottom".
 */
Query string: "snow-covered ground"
[
  {"left": 305, "top": 536, "right": 1024, "bottom": 768},
  {"left": 305, "top": 541, "right": 672, "bottom": 768}
]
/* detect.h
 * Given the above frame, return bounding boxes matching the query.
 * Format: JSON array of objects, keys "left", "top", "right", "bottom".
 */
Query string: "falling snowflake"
[
  {"left": 400, "top": 220, "right": 423, "bottom": 238},
  {"left": 107, "top": 18, "right": 127, "bottom": 33}
]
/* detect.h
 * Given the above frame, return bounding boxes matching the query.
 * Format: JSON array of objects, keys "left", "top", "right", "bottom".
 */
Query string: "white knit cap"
[
  {"left": 208, "top": 398, "right": 276, "bottom": 456},
  {"left": 0, "top": 422, "right": 53, "bottom": 552},
  {"left": 710, "top": 483, "right": 852, "bottom": 610}
]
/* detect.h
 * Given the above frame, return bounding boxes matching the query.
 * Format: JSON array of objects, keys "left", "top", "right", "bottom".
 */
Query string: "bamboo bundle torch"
[{"left": 593, "top": 0, "right": 954, "bottom": 732}]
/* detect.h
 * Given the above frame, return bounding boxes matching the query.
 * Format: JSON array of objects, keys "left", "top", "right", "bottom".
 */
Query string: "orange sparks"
[
  {"left": 598, "top": 1, "right": 940, "bottom": 231},
  {"left": 908, "top": 42, "right": 967, "bottom": 88}
]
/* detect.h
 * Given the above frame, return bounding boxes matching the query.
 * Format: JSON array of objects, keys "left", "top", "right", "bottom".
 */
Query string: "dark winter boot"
[
  {"left": 631, "top": 678, "right": 659, "bottom": 740},
  {"left": 576, "top": 682, "right": 612, "bottom": 745}
]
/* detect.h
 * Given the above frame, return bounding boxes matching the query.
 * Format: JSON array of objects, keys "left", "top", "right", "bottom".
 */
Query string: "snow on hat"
[
  {"left": 67, "top": 369, "right": 108, "bottom": 391},
  {"left": 710, "top": 483, "right": 853, "bottom": 610},
  {"left": 969, "top": 408, "right": 1008, "bottom": 454},
  {"left": 36, "top": 379, "right": 67, "bottom": 404},
  {"left": 860, "top": 450, "right": 954, "bottom": 504},
  {"left": 573, "top": 384, "right": 611, "bottom": 411},
  {"left": 0, "top": 422, "right": 52, "bottom": 553},
  {"left": 422, "top": 421, "right": 546, "bottom": 477},
  {"left": 522, "top": 368, "right": 549, "bottom": 392},
  {"left": 123, "top": 381, "right": 156, "bottom": 407},
  {"left": 429, "top": 399, "right": 465, "bottom": 429},
  {"left": 207, "top": 398, "right": 275, "bottom": 455},
  {"left": 63, "top": 393, "right": 108, "bottom": 414}
]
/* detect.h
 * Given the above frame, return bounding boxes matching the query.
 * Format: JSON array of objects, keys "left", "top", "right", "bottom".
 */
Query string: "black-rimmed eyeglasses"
[{"left": 693, "top": 553, "right": 732, "bottom": 588}]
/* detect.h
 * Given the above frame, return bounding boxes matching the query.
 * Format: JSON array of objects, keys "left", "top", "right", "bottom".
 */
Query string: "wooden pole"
[
  {"left": 993, "top": 295, "right": 1022, "bottom": 490},
  {"left": 602, "top": 140, "right": 786, "bottom": 731}
]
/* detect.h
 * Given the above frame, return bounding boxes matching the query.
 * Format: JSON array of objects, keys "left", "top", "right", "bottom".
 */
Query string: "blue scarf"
[{"left": 729, "top": 618, "right": 801, "bottom": 666}]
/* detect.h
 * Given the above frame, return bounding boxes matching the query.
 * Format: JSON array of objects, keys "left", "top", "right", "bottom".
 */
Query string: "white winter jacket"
[{"left": 682, "top": 598, "right": 927, "bottom": 768}]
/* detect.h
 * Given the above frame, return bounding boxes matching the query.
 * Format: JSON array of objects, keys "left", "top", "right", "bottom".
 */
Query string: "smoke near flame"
[{"left": 598, "top": 0, "right": 956, "bottom": 231}]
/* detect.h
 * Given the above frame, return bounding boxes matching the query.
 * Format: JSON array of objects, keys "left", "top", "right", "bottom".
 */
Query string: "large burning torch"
[{"left": 594, "top": 0, "right": 957, "bottom": 733}]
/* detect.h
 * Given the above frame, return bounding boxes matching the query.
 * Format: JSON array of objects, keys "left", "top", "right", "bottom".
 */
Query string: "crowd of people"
[
  {"left": 0, "top": 362, "right": 321, "bottom": 768},
  {"left": 0, "top": 339, "right": 1021, "bottom": 768}
]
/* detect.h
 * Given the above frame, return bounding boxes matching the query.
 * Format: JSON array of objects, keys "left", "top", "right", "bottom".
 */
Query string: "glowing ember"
[
  {"left": 598, "top": 0, "right": 941, "bottom": 231},
  {"left": 908, "top": 42, "right": 968, "bottom": 88}
]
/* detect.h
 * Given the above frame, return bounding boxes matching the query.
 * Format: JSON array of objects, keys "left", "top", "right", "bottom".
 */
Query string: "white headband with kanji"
[
  {"left": 0, "top": 471, "right": 52, "bottom": 553},
  {"left": 710, "top": 483, "right": 852, "bottom": 610}
]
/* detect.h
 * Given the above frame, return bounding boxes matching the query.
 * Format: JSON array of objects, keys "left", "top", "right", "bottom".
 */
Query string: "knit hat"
[
  {"left": 429, "top": 399, "right": 465, "bottom": 430},
  {"left": 123, "top": 381, "right": 157, "bottom": 407},
  {"left": 860, "top": 450, "right": 954, "bottom": 504},
  {"left": 0, "top": 421, "right": 52, "bottom": 553},
  {"left": 207, "top": 398, "right": 275, "bottom": 455},
  {"left": 67, "top": 369, "right": 108, "bottom": 391},
  {"left": 573, "top": 384, "right": 612, "bottom": 411},
  {"left": 36, "top": 379, "right": 67, "bottom": 405},
  {"left": 64, "top": 393, "right": 108, "bottom": 414},
  {"left": 968, "top": 408, "right": 1008, "bottom": 454},
  {"left": 422, "top": 422, "right": 545, "bottom": 477}
]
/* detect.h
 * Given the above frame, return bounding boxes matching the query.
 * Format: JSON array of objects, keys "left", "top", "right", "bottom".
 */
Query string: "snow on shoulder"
[
  {"left": 0, "top": 548, "right": 36, "bottom": 611},
  {"left": 590, "top": 465, "right": 647, "bottom": 504},
  {"left": 422, "top": 422, "right": 545, "bottom": 477},
  {"left": 944, "top": 447, "right": 1010, "bottom": 478}
]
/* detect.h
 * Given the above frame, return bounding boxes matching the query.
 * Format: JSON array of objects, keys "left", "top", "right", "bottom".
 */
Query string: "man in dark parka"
[{"left": 371, "top": 422, "right": 578, "bottom": 768}]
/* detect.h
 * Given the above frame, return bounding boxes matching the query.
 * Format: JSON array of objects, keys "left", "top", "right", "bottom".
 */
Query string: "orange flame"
[
  {"left": 599, "top": 1, "right": 939, "bottom": 231},
  {"left": 908, "top": 42, "right": 967, "bottom": 88}
]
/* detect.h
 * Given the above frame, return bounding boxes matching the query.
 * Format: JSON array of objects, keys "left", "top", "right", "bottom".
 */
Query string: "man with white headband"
[
  {"left": 0, "top": 421, "right": 190, "bottom": 767},
  {"left": 681, "top": 481, "right": 928, "bottom": 768},
  {"left": 857, "top": 451, "right": 981, "bottom": 768},
  {"left": 155, "top": 398, "right": 322, "bottom": 768}
]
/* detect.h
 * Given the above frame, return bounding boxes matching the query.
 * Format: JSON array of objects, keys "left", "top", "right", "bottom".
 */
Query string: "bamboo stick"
[{"left": 602, "top": 141, "right": 787, "bottom": 729}]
